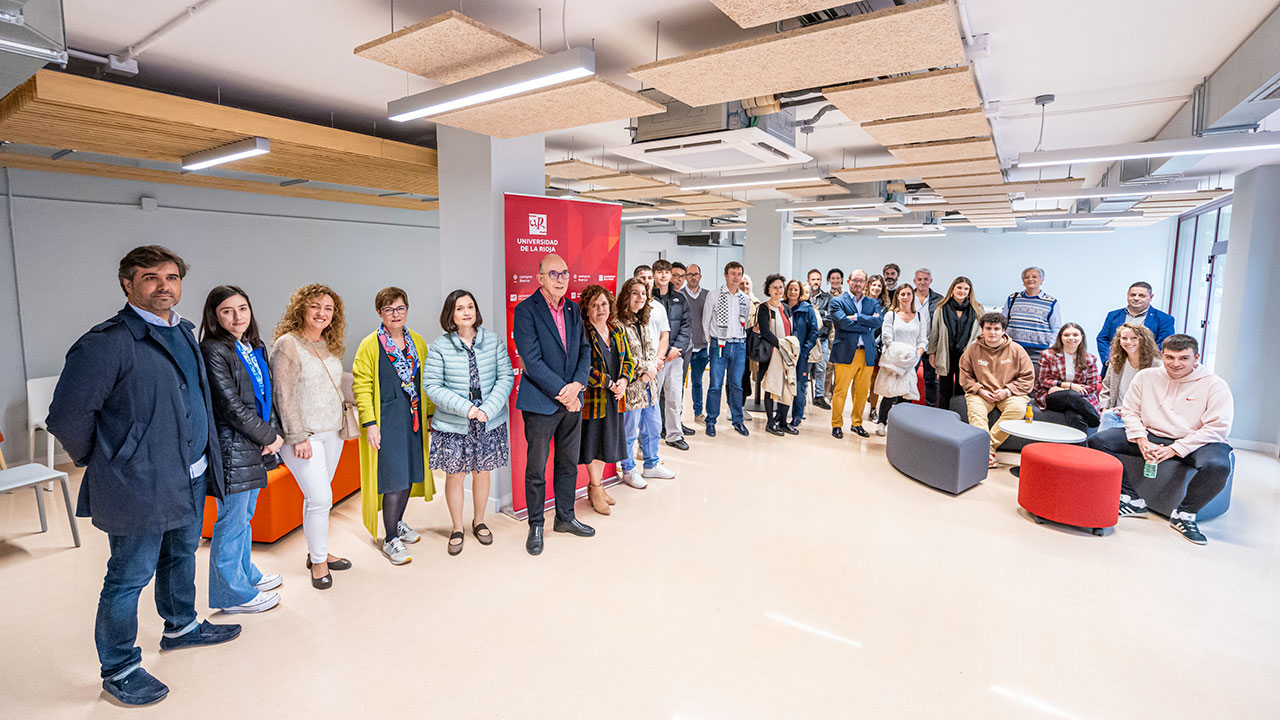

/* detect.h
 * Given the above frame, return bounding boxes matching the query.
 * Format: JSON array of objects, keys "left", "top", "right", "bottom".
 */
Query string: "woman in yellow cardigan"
[{"left": 352, "top": 286, "right": 435, "bottom": 566}]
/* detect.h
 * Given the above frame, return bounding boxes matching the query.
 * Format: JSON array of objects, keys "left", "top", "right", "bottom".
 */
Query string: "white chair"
[
  {"left": 0, "top": 431, "right": 81, "bottom": 548},
  {"left": 27, "top": 376, "right": 59, "bottom": 468}
]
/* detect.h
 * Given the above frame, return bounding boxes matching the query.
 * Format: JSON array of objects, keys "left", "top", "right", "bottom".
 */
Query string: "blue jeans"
[
  {"left": 689, "top": 347, "right": 710, "bottom": 416},
  {"left": 209, "top": 488, "right": 263, "bottom": 609},
  {"left": 622, "top": 390, "right": 662, "bottom": 472},
  {"left": 1098, "top": 409, "right": 1124, "bottom": 433},
  {"left": 791, "top": 359, "right": 810, "bottom": 425},
  {"left": 812, "top": 337, "right": 828, "bottom": 401},
  {"left": 706, "top": 340, "right": 745, "bottom": 426},
  {"left": 96, "top": 475, "right": 205, "bottom": 679}
]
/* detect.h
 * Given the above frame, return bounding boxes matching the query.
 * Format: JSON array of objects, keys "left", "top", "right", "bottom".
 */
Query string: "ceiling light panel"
[
  {"left": 1016, "top": 131, "right": 1280, "bottom": 168},
  {"left": 1022, "top": 180, "right": 1201, "bottom": 202},
  {"left": 181, "top": 137, "right": 270, "bottom": 170}
]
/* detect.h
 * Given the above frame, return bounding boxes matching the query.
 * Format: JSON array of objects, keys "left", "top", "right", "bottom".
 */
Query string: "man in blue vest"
[
  {"left": 47, "top": 245, "right": 239, "bottom": 706},
  {"left": 1002, "top": 265, "right": 1061, "bottom": 374},
  {"left": 1096, "top": 281, "right": 1176, "bottom": 366}
]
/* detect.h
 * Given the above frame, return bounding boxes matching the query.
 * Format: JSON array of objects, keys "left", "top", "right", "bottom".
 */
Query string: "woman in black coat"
[{"left": 199, "top": 285, "right": 285, "bottom": 614}]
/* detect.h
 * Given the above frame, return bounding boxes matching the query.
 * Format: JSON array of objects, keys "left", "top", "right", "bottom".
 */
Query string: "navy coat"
[
  {"left": 46, "top": 305, "right": 223, "bottom": 535},
  {"left": 828, "top": 293, "right": 884, "bottom": 366},
  {"left": 788, "top": 300, "right": 820, "bottom": 373},
  {"left": 1096, "top": 306, "right": 1176, "bottom": 365},
  {"left": 512, "top": 291, "right": 591, "bottom": 415}
]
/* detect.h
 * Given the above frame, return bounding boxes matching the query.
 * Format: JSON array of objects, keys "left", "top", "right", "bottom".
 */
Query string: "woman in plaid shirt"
[
  {"left": 578, "top": 285, "right": 635, "bottom": 515},
  {"left": 1032, "top": 322, "right": 1102, "bottom": 433}
]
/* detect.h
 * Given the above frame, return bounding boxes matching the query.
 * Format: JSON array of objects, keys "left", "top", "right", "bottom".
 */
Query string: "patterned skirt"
[{"left": 429, "top": 420, "right": 510, "bottom": 475}]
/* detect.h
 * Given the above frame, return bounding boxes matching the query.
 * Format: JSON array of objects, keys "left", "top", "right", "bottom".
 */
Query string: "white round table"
[{"left": 997, "top": 419, "right": 1087, "bottom": 477}]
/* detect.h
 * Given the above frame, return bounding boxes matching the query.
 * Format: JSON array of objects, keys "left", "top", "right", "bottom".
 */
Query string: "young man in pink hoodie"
[{"left": 1087, "top": 334, "right": 1234, "bottom": 544}]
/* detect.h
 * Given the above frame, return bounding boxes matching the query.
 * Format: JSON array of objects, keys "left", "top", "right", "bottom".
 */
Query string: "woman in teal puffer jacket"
[{"left": 423, "top": 290, "right": 515, "bottom": 555}]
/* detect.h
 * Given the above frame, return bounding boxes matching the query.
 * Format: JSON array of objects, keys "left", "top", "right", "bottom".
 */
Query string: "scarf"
[
  {"left": 377, "top": 325, "right": 420, "bottom": 432},
  {"left": 942, "top": 297, "right": 976, "bottom": 356},
  {"left": 712, "top": 287, "right": 751, "bottom": 336},
  {"left": 235, "top": 340, "right": 271, "bottom": 422}
]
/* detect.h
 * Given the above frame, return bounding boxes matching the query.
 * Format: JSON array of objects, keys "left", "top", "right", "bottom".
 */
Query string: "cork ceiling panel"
[
  {"left": 924, "top": 172, "right": 1005, "bottom": 188},
  {"left": 832, "top": 157, "right": 1002, "bottom": 183},
  {"left": 708, "top": 0, "right": 859, "bottom": 28},
  {"left": 860, "top": 108, "right": 991, "bottom": 146},
  {"left": 354, "top": 11, "right": 544, "bottom": 83},
  {"left": 427, "top": 77, "right": 665, "bottom": 139},
  {"left": 823, "top": 66, "right": 981, "bottom": 124},
  {"left": 887, "top": 137, "right": 997, "bottom": 164},
  {"left": 628, "top": 0, "right": 965, "bottom": 107},
  {"left": 546, "top": 159, "right": 616, "bottom": 180}
]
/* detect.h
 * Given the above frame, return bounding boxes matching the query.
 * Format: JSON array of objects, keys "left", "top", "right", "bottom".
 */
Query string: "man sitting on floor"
[
  {"left": 1086, "top": 334, "right": 1234, "bottom": 545},
  {"left": 958, "top": 312, "right": 1035, "bottom": 467}
]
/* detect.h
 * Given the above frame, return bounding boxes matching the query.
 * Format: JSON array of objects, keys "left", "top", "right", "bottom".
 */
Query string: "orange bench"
[{"left": 201, "top": 438, "right": 362, "bottom": 543}]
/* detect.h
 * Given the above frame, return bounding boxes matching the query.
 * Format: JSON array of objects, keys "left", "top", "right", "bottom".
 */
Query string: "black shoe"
[
  {"left": 305, "top": 556, "right": 352, "bottom": 571},
  {"left": 159, "top": 620, "right": 242, "bottom": 651},
  {"left": 705, "top": 423, "right": 716, "bottom": 437},
  {"left": 813, "top": 398, "right": 831, "bottom": 410},
  {"left": 553, "top": 518, "right": 596, "bottom": 537},
  {"left": 102, "top": 667, "right": 169, "bottom": 706},
  {"left": 765, "top": 422, "right": 784, "bottom": 436},
  {"left": 665, "top": 438, "right": 690, "bottom": 451},
  {"left": 311, "top": 571, "right": 332, "bottom": 590},
  {"left": 682, "top": 425, "right": 695, "bottom": 436},
  {"left": 526, "top": 525, "right": 544, "bottom": 555},
  {"left": 1170, "top": 511, "right": 1207, "bottom": 545},
  {"left": 1118, "top": 495, "right": 1149, "bottom": 518},
  {"left": 832, "top": 427, "right": 844, "bottom": 439},
  {"left": 869, "top": 410, "right": 879, "bottom": 424},
  {"left": 850, "top": 425, "right": 870, "bottom": 438},
  {"left": 733, "top": 423, "right": 750, "bottom": 436},
  {"left": 782, "top": 424, "right": 799, "bottom": 435}
]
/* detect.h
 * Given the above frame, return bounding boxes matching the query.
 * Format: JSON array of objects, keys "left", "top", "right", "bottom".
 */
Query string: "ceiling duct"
[{"left": 0, "top": 0, "right": 65, "bottom": 98}]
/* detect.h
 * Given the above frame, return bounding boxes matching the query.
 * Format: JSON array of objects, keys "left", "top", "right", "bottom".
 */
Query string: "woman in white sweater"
[{"left": 872, "top": 284, "right": 929, "bottom": 435}]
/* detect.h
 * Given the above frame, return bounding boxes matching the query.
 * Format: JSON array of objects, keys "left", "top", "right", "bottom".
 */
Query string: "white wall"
[
  {"left": 793, "top": 221, "right": 1176, "bottom": 343},
  {"left": 0, "top": 168, "right": 439, "bottom": 464},
  {"left": 620, "top": 225, "right": 743, "bottom": 285}
]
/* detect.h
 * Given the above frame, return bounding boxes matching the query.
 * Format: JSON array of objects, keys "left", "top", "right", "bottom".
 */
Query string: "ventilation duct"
[{"left": 0, "top": 0, "right": 65, "bottom": 98}]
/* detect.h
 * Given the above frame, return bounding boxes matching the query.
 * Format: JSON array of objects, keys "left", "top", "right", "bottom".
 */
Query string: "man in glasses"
[{"left": 682, "top": 263, "right": 711, "bottom": 422}]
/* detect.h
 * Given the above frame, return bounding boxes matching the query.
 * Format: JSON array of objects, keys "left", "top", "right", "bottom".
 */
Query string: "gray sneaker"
[
  {"left": 382, "top": 537, "right": 412, "bottom": 565},
  {"left": 397, "top": 520, "right": 420, "bottom": 544}
]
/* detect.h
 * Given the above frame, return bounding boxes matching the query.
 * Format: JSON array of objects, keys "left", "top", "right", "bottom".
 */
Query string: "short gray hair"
[
  {"left": 914, "top": 267, "right": 932, "bottom": 278},
  {"left": 1022, "top": 266, "right": 1045, "bottom": 281}
]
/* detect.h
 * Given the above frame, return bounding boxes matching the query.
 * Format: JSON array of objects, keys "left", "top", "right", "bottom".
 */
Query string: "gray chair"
[
  {"left": 0, "top": 438, "right": 81, "bottom": 548},
  {"left": 947, "top": 394, "right": 1089, "bottom": 452},
  {"left": 1117, "top": 451, "right": 1234, "bottom": 521},
  {"left": 886, "top": 403, "right": 989, "bottom": 494}
]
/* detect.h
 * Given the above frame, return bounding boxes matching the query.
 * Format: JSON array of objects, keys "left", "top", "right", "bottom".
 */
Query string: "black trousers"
[
  {"left": 1044, "top": 390, "right": 1101, "bottom": 433},
  {"left": 878, "top": 396, "right": 908, "bottom": 425},
  {"left": 937, "top": 368, "right": 963, "bottom": 408},
  {"left": 1086, "top": 428, "right": 1233, "bottom": 514},
  {"left": 522, "top": 407, "right": 581, "bottom": 526},
  {"left": 920, "top": 355, "right": 938, "bottom": 407}
]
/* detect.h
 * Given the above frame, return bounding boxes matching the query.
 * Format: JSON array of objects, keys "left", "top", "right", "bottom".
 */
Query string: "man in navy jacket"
[
  {"left": 1096, "top": 281, "right": 1176, "bottom": 366},
  {"left": 46, "top": 246, "right": 239, "bottom": 706},
  {"left": 827, "top": 269, "right": 883, "bottom": 438},
  {"left": 512, "top": 253, "right": 595, "bottom": 555}
]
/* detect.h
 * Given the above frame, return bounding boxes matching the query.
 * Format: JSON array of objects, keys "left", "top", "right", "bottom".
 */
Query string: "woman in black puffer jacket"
[{"left": 199, "top": 285, "right": 285, "bottom": 615}]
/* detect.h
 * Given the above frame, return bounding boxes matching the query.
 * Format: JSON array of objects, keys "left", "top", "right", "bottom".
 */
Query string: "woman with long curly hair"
[
  {"left": 1098, "top": 323, "right": 1161, "bottom": 431},
  {"left": 616, "top": 277, "right": 674, "bottom": 487},
  {"left": 577, "top": 284, "right": 635, "bottom": 514},
  {"left": 270, "top": 283, "right": 351, "bottom": 590}
]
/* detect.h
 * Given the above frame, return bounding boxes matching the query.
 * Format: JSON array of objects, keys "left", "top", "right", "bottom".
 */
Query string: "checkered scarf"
[{"left": 711, "top": 286, "right": 750, "bottom": 336}]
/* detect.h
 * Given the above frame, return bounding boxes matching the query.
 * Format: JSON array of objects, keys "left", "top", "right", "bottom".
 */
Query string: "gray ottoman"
[
  {"left": 1117, "top": 451, "right": 1234, "bottom": 521},
  {"left": 886, "top": 403, "right": 990, "bottom": 494}
]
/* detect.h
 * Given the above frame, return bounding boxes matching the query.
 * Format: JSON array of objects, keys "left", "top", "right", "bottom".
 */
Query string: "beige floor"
[{"left": 2, "top": 400, "right": 1278, "bottom": 719}]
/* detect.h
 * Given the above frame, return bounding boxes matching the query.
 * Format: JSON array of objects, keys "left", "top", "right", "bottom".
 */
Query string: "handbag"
[
  {"left": 308, "top": 338, "right": 360, "bottom": 440},
  {"left": 746, "top": 311, "right": 772, "bottom": 363}
]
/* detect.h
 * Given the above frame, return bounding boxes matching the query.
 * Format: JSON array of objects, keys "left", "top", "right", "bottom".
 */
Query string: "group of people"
[{"left": 44, "top": 245, "right": 1235, "bottom": 706}]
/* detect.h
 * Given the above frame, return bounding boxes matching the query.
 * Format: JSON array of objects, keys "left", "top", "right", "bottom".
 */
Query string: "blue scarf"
[{"left": 235, "top": 340, "right": 272, "bottom": 422}]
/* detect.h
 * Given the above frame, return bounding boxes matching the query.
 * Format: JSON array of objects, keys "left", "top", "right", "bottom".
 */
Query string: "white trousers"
[
  {"left": 280, "top": 430, "right": 343, "bottom": 563},
  {"left": 659, "top": 355, "right": 685, "bottom": 441}
]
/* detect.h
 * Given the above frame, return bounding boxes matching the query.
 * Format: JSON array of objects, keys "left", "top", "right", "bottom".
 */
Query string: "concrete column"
[
  {"left": 1212, "top": 164, "right": 1280, "bottom": 454},
  {"left": 436, "top": 125, "right": 546, "bottom": 509},
  {"left": 743, "top": 200, "right": 794, "bottom": 281}
]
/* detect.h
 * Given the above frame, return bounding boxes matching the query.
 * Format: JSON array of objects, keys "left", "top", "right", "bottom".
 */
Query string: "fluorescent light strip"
[
  {"left": 1027, "top": 228, "right": 1115, "bottom": 235},
  {"left": 792, "top": 235, "right": 818, "bottom": 240},
  {"left": 1022, "top": 180, "right": 1200, "bottom": 202},
  {"left": 0, "top": 38, "right": 68, "bottom": 63},
  {"left": 622, "top": 212, "right": 685, "bottom": 221},
  {"left": 1023, "top": 211, "right": 1142, "bottom": 223},
  {"left": 776, "top": 197, "right": 885, "bottom": 212},
  {"left": 681, "top": 169, "right": 823, "bottom": 191},
  {"left": 389, "top": 48, "right": 595, "bottom": 122},
  {"left": 879, "top": 233, "right": 948, "bottom": 239},
  {"left": 1017, "top": 130, "right": 1280, "bottom": 168},
  {"left": 181, "top": 137, "right": 271, "bottom": 171}
]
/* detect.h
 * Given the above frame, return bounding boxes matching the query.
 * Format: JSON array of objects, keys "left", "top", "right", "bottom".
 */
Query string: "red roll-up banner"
[{"left": 503, "top": 193, "right": 621, "bottom": 518}]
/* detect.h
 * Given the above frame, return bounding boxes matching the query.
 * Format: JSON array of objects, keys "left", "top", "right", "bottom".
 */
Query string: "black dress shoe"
[
  {"left": 705, "top": 423, "right": 716, "bottom": 437},
  {"left": 553, "top": 518, "right": 596, "bottom": 537},
  {"left": 782, "top": 424, "right": 799, "bottom": 435},
  {"left": 666, "top": 438, "right": 690, "bottom": 451},
  {"left": 813, "top": 398, "right": 831, "bottom": 410},
  {"left": 851, "top": 425, "right": 870, "bottom": 438},
  {"left": 733, "top": 423, "right": 750, "bottom": 436},
  {"left": 832, "top": 427, "right": 844, "bottom": 439},
  {"left": 102, "top": 667, "right": 168, "bottom": 706},
  {"left": 765, "top": 423, "right": 784, "bottom": 436},
  {"left": 526, "top": 525, "right": 544, "bottom": 555},
  {"left": 159, "top": 620, "right": 241, "bottom": 651},
  {"left": 682, "top": 425, "right": 695, "bottom": 436}
]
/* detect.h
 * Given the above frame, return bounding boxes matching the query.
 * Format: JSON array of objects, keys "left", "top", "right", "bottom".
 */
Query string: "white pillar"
[
  {"left": 436, "top": 125, "right": 546, "bottom": 510},
  {"left": 743, "top": 200, "right": 794, "bottom": 281},
  {"left": 1212, "top": 164, "right": 1280, "bottom": 453}
]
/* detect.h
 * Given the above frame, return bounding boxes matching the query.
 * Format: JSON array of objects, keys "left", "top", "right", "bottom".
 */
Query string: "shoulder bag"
[{"left": 308, "top": 338, "right": 360, "bottom": 440}]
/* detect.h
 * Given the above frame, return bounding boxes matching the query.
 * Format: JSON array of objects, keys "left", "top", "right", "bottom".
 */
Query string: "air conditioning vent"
[{"left": 612, "top": 127, "right": 811, "bottom": 174}]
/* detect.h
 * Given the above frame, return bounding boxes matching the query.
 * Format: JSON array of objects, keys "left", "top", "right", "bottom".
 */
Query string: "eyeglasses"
[
  {"left": 381, "top": 305, "right": 408, "bottom": 316},
  {"left": 543, "top": 270, "right": 571, "bottom": 282},
  {"left": 688, "top": 272, "right": 702, "bottom": 278}
]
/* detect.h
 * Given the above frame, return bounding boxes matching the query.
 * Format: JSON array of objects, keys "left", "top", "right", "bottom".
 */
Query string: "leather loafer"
[
  {"left": 305, "top": 556, "right": 352, "bottom": 571},
  {"left": 553, "top": 518, "right": 596, "bottom": 537},
  {"left": 705, "top": 423, "right": 716, "bottom": 437},
  {"left": 851, "top": 425, "right": 870, "bottom": 438},
  {"left": 783, "top": 424, "right": 800, "bottom": 435},
  {"left": 765, "top": 423, "right": 784, "bottom": 436},
  {"left": 665, "top": 438, "right": 690, "bottom": 451},
  {"left": 102, "top": 667, "right": 168, "bottom": 706},
  {"left": 733, "top": 423, "right": 750, "bottom": 436},
  {"left": 832, "top": 427, "right": 844, "bottom": 439},
  {"left": 526, "top": 525, "right": 544, "bottom": 556},
  {"left": 813, "top": 398, "right": 831, "bottom": 410},
  {"left": 159, "top": 620, "right": 241, "bottom": 651},
  {"left": 681, "top": 425, "right": 695, "bottom": 436}
]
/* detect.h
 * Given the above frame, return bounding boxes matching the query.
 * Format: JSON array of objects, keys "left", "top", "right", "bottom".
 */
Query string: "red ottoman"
[{"left": 1018, "top": 443, "right": 1123, "bottom": 535}]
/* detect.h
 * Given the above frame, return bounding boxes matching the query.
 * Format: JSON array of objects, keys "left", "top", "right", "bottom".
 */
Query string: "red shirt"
[{"left": 542, "top": 289, "right": 568, "bottom": 349}]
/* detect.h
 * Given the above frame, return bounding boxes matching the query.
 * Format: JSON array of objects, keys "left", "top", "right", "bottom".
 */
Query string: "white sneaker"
[
  {"left": 382, "top": 537, "right": 412, "bottom": 565},
  {"left": 742, "top": 410, "right": 754, "bottom": 421},
  {"left": 874, "top": 424, "right": 887, "bottom": 437},
  {"left": 642, "top": 464, "right": 676, "bottom": 479},
  {"left": 621, "top": 470, "right": 648, "bottom": 489},
  {"left": 253, "top": 573, "right": 283, "bottom": 592},
  {"left": 397, "top": 520, "right": 420, "bottom": 544},
  {"left": 222, "top": 591, "right": 280, "bottom": 614}
]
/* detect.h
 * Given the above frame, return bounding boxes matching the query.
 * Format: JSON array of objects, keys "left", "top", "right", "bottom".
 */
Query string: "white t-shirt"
[{"left": 648, "top": 299, "right": 669, "bottom": 345}]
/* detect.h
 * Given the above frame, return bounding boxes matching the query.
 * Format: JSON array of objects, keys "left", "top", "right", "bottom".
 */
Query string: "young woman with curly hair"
[
  {"left": 1098, "top": 323, "right": 1162, "bottom": 432},
  {"left": 270, "top": 283, "right": 352, "bottom": 589}
]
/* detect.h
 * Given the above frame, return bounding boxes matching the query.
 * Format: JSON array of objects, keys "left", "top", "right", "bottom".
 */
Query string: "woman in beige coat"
[{"left": 927, "top": 276, "right": 984, "bottom": 407}]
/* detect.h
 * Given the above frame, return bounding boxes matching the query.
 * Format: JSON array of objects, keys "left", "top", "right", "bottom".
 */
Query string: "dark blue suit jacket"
[
  {"left": 1096, "top": 307, "right": 1176, "bottom": 365},
  {"left": 512, "top": 291, "right": 591, "bottom": 415},
  {"left": 828, "top": 293, "right": 883, "bottom": 366},
  {"left": 46, "top": 305, "right": 223, "bottom": 535}
]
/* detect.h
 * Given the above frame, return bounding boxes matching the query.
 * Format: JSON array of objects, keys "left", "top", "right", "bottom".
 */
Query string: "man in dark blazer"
[
  {"left": 512, "top": 253, "right": 595, "bottom": 555},
  {"left": 1096, "top": 281, "right": 1176, "bottom": 366},
  {"left": 46, "top": 246, "right": 240, "bottom": 706},
  {"left": 827, "top": 269, "right": 883, "bottom": 438}
]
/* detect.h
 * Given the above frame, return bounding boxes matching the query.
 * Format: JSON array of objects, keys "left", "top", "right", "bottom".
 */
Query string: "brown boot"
[
  {"left": 602, "top": 485, "right": 616, "bottom": 506},
  {"left": 588, "top": 483, "right": 611, "bottom": 515}
]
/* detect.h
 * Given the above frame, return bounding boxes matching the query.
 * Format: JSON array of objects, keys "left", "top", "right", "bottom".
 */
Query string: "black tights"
[
  {"left": 1045, "top": 390, "right": 1101, "bottom": 433},
  {"left": 382, "top": 489, "right": 410, "bottom": 543},
  {"left": 938, "top": 369, "right": 963, "bottom": 408},
  {"left": 878, "top": 396, "right": 908, "bottom": 425},
  {"left": 764, "top": 395, "right": 789, "bottom": 426}
]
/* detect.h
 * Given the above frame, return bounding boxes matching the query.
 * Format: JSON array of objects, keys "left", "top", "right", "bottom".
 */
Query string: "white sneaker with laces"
[
  {"left": 874, "top": 424, "right": 887, "bottom": 437},
  {"left": 382, "top": 537, "right": 413, "bottom": 565},
  {"left": 397, "top": 520, "right": 420, "bottom": 544},
  {"left": 254, "top": 573, "right": 283, "bottom": 592},
  {"left": 621, "top": 470, "right": 648, "bottom": 489},
  {"left": 222, "top": 591, "right": 280, "bottom": 614},
  {"left": 642, "top": 464, "right": 676, "bottom": 479}
]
